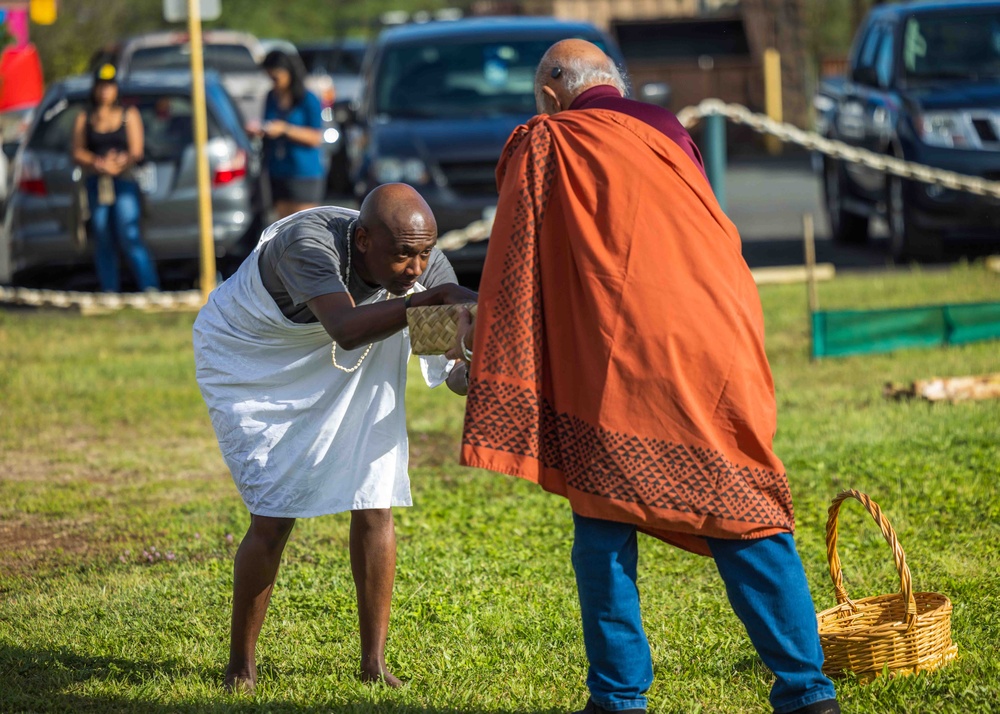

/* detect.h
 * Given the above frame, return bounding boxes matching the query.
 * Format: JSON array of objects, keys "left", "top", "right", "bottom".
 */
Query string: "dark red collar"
[{"left": 569, "top": 85, "right": 624, "bottom": 110}]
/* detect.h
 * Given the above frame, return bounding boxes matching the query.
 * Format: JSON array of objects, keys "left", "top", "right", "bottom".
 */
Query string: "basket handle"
[{"left": 825, "top": 489, "right": 917, "bottom": 630}]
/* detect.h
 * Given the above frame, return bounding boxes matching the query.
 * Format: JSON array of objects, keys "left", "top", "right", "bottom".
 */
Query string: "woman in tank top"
[{"left": 71, "top": 63, "right": 159, "bottom": 292}]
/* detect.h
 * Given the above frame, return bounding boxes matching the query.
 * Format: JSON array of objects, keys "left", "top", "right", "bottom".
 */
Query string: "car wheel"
[
  {"left": 824, "top": 158, "right": 869, "bottom": 243},
  {"left": 886, "top": 172, "right": 941, "bottom": 262}
]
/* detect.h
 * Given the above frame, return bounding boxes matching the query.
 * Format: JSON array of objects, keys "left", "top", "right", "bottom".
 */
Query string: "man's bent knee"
[
  {"left": 249, "top": 514, "right": 296, "bottom": 549},
  {"left": 351, "top": 508, "right": 393, "bottom": 529}
]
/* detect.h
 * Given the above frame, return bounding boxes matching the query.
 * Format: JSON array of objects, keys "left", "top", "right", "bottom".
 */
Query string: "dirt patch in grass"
[{"left": 0, "top": 515, "right": 118, "bottom": 582}]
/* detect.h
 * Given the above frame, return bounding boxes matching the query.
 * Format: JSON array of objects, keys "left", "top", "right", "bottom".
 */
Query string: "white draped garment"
[{"left": 193, "top": 212, "right": 449, "bottom": 518}]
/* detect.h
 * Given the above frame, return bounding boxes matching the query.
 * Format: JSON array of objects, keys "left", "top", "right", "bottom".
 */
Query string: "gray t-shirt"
[{"left": 258, "top": 207, "right": 458, "bottom": 323}]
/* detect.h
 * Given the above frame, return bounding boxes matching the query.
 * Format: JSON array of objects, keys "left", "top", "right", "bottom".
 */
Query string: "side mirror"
[
  {"left": 2, "top": 142, "right": 19, "bottom": 161},
  {"left": 334, "top": 101, "right": 359, "bottom": 127},
  {"left": 639, "top": 82, "right": 671, "bottom": 108}
]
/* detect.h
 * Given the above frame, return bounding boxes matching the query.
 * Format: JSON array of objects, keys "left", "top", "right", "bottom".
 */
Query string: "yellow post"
[
  {"left": 188, "top": 0, "right": 216, "bottom": 303},
  {"left": 764, "top": 48, "right": 783, "bottom": 156}
]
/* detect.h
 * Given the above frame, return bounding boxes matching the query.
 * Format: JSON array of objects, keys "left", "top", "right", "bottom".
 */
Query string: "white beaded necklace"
[{"left": 331, "top": 232, "right": 389, "bottom": 373}]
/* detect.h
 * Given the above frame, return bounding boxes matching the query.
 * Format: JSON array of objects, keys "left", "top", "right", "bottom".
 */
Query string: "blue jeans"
[
  {"left": 86, "top": 177, "right": 159, "bottom": 292},
  {"left": 571, "top": 513, "right": 837, "bottom": 713}
]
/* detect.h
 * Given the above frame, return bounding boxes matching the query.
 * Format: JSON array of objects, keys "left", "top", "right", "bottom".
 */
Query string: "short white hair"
[{"left": 534, "top": 54, "right": 631, "bottom": 109}]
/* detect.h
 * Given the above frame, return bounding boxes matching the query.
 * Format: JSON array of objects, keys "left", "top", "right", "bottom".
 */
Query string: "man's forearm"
[
  {"left": 313, "top": 296, "right": 408, "bottom": 350},
  {"left": 309, "top": 285, "right": 467, "bottom": 350}
]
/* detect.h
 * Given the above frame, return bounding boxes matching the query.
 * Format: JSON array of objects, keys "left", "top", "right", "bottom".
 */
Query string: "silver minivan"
[{"left": 1, "top": 71, "right": 265, "bottom": 287}]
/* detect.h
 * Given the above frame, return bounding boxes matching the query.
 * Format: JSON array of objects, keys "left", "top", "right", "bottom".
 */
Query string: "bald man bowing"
[{"left": 193, "top": 185, "right": 475, "bottom": 692}]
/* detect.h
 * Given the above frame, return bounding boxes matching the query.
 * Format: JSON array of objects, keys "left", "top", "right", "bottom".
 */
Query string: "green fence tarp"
[{"left": 812, "top": 302, "right": 1000, "bottom": 358}]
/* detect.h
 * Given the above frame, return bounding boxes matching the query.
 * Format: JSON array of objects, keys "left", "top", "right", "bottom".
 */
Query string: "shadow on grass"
[{"left": 0, "top": 643, "right": 567, "bottom": 714}]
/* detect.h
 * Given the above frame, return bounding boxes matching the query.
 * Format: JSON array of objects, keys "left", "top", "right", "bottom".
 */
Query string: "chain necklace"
[{"left": 331, "top": 234, "right": 389, "bottom": 373}]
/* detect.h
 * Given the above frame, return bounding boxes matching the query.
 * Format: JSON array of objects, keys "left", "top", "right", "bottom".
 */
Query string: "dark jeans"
[
  {"left": 86, "top": 177, "right": 159, "bottom": 292},
  {"left": 571, "top": 513, "right": 837, "bottom": 713}
]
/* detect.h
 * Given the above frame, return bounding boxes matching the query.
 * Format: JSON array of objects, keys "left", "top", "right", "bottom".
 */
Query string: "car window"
[
  {"left": 336, "top": 46, "right": 367, "bottom": 74},
  {"left": 137, "top": 95, "right": 222, "bottom": 161},
  {"left": 856, "top": 23, "right": 884, "bottom": 75},
  {"left": 875, "top": 24, "right": 895, "bottom": 87},
  {"left": 207, "top": 82, "right": 245, "bottom": 140},
  {"left": 129, "top": 44, "right": 260, "bottom": 74},
  {"left": 28, "top": 94, "right": 221, "bottom": 161},
  {"left": 300, "top": 46, "right": 366, "bottom": 75},
  {"left": 903, "top": 11, "right": 1000, "bottom": 80},
  {"left": 374, "top": 35, "right": 609, "bottom": 119}
]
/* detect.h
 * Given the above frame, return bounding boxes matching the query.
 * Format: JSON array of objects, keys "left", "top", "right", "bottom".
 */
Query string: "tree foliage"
[{"left": 28, "top": 0, "right": 469, "bottom": 82}]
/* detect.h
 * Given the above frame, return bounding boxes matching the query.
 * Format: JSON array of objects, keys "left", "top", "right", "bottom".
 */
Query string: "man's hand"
[
  {"left": 445, "top": 361, "right": 469, "bottom": 396},
  {"left": 415, "top": 283, "right": 478, "bottom": 307},
  {"left": 445, "top": 308, "right": 476, "bottom": 363}
]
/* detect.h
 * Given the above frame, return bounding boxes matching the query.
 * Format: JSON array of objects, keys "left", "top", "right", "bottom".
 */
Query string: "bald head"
[
  {"left": 534, "top": 39, "right": 629, "bottom": 115},
  {"left": 358, "top": 182, "right": 436, "bottom": 238},
  {"left": 354, "top": 183, "right": 438, "bottom": 295}
]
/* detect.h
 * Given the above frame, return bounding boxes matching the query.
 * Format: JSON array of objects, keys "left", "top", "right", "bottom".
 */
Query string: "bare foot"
[
  {"left": 223, "top": 667, "right": 256, "bottom": 694},
  {"left": 360, "top": 664, "right": 403, "bottom": 688}
]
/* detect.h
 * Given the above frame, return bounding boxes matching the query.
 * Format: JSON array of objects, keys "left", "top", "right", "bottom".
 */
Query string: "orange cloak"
[{"left": 459, "top": 109, "right": 794, "bottom": 556}]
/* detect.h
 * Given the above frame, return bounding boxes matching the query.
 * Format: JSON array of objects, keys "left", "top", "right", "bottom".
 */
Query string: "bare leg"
[
  {"left": 224, "top": 514, "right": 296, "bottom": 692},
  {"left": 350, "top": 508, "right": 402, "bottom": 687}
]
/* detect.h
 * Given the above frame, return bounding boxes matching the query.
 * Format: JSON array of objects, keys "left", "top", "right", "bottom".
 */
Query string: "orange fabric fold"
[{"left": 460, "top": 109, "right": 794, "bottom": 556}]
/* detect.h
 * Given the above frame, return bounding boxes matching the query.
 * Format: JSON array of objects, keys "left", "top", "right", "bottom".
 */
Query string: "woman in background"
[
  {"left": 257, "top": 50, "right": 325, "bottom": 219},
  {"left": 71, "top": 62, "right": 159, "bottom": 292}
]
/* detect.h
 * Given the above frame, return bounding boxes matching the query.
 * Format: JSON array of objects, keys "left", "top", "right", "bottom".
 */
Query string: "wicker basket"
[
  {"left": 407, "top": 303, "right": 477, "bottom": 355},
  {"left": 817, "top": 489, "right": 957, "bottom": 681}
]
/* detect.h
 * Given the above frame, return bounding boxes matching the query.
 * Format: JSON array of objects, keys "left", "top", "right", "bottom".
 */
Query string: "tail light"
[
  {"left": 322, "top": 86, "right": 336, "bottom": 109},
  {"left": 213, "top": 148, "right": 247, "bottom": 186},
  {"left": 17, "top": 152, "right": 46, "bottom": 196}
]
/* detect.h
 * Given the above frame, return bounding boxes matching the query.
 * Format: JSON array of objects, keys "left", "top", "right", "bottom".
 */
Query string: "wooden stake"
[
  {"left": 803, "top": 213, "right": 818, "bottom": 313},
  {"left": 803, "top": 213, "right": 818, "bottom": 361}
]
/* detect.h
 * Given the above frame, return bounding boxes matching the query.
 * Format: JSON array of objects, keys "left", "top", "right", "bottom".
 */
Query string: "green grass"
[{"left": 1, "top": 261, "right": 999, "bottom": 713}]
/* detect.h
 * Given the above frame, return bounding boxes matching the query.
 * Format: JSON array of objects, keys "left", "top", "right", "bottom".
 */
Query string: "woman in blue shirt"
[{"left": 257, "top": 51, "right": 325, "bottom": 219}]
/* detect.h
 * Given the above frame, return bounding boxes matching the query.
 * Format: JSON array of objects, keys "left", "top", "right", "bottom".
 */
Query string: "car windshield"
[
  {"left": 300, "top": 45, "right": 366, "bottom": 75},
  {"left": 903, "top": 11, "right": 1000, "bottom": 81},
  {"left": 375, "top": 36, "right": 607, "bottom": 119},
  {"left": 29, "top": 94, "right": 221, "bottom": 162},
  {"left": 129, "top": 43, "right": 260, "bottom": 74}
]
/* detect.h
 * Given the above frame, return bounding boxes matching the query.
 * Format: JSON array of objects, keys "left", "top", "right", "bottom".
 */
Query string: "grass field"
[{"left": 1, "top": 261, "right": 999, "bottom": 713}]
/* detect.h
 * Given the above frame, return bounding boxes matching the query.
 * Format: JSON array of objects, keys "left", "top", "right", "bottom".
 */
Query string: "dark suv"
[
  {"left": 348, "top": 17, "right": 624, "bottom": 275},
  {"left": 816, "top": 0, "right": 1000, "bottom": 259}
]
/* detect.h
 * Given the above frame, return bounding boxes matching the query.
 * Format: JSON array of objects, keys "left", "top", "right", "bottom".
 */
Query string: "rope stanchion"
[
  {"left": 0, "top": 286, "right": 201, "bottom": 313},
  {"left": 678, "top": 99, "right": 1000, "bottom": 200}
]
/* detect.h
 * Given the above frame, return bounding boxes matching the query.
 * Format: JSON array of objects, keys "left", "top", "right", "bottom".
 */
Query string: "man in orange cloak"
[{"left": 453, "top": 41, "right": 839, "bottom": 714}]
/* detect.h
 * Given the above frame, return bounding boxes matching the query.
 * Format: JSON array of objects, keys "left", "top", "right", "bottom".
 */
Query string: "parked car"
[
  {"left": 349, "top": 17, "right": 625, "bottom": 275},
  {"left": 90, "top": 31, "right": 270, "bottom": 124},
  {"left": 297, "top": 38, "right": 368, "bottom": 119},
  {"left": 815, "top": 0, "right": 1000, "bottom": 260},
  {"left": 1, "top": 71, "right": 266, "bottom": 287},
  {"left": 1, "top": 107, "right": 35, "bottom": 203},
  {"left": 297, "top": 38, "right": 369, "bottom": 193}
]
